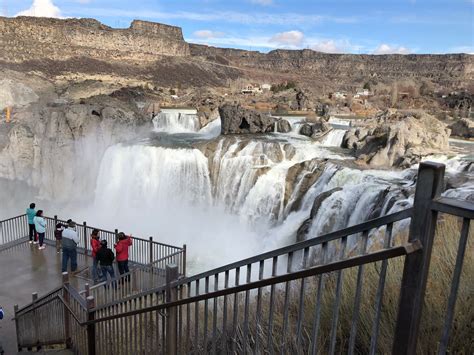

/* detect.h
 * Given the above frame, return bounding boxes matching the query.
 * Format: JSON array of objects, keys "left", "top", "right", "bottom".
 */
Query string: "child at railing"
[
  {"left": 26, "top": 203, "right": 36, "bottom": 244},
  {"left": 33, "top": 210, "right": 46, "bottom": 250},
  {"left": 97, "top": 240, "right": 116, "bottom": 286},
  {"left": 114, "top": 232, "right": 133, "bottom": 281}
]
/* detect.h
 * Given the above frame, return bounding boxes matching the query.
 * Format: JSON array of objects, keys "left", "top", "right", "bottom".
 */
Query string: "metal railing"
[
  {"left": 11, "top": 162, "right": 474, "bottom": 354},
  {"left": 44, "top": 215, "right": 186, "bottom": 274}
]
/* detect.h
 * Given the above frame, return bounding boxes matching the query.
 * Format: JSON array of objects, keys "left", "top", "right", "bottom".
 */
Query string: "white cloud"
[
  {"left": 449, "top": 46, "right": 474, "bottom": 54},
  {"left": 16, "top": 0, "right": 62, "bottom": 18},
  {"left": 310, "top": 40, "right": 343, "bottom": 53},
  {"left": 250, "top": 0, "right": 273, "bottom": 5},
  {"left": 193, "top": 30, "right": 225, "bottom": 39},
  {"left": 373, "top": 43, "right": 412, "bottom": 54},
  {"left": 269, "top": 30, "right": 304, "bottom": 47}
]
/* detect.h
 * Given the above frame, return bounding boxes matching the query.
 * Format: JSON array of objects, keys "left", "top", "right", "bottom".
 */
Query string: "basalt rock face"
[
  {"left": 219, "top": 104, "right": 276, "bottom": 134},
  {"left": 0, "top": 95, "right": 149, "bottom": 202},
  {"left": 449, "top": 118, "right": 474, "bottom": 139},
  {"left": 0, "top": 17, "right": 190, "bottom": 63},
  {"left": 191, "top": 45, "right": 473, "bottom": 88},
  {"left": 342, "top": 110, "right": 451, "bottom": 167}
]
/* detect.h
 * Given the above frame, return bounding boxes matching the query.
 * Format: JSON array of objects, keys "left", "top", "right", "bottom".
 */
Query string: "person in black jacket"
[{"left": 96, "top": 240, "right": 116, "bottom": 284}]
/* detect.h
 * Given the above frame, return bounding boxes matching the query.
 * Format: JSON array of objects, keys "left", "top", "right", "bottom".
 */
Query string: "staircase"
[{"left": 4, "top": 162, "right": 473, "bottom": 354}]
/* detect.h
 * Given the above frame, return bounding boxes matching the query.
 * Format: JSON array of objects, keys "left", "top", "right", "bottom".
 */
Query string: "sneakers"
[
  {"left": 33, "top": 241, "right": 39, "bottom": 245},
  {"left": 29, "top": 240, "right": 33, "bottom": 244},
  {"left": 38, "top": 246, "right": 46, "bottom": 250}
]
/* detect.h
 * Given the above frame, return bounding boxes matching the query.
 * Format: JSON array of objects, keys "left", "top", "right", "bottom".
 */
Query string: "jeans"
[
  {"left": 56, "top": 239, "right": 62, "bottom": 252},
  {"left": 38, "top": 232, "right": 45, "bottom": 247},
  {"left": 100, "top": 265, "right": 116, "bottom": 282},
  {"left": 28, "top": 224, "right": 36, "bottom": 241},
  {"left": 92, "top": 257, "right": 102, "bottom": 283},
  {"left": 117, "top": 260, "right": 130, "bottom": 282},
  {"left": 62, "top": 248, "right": 78, "bottom": 273}
]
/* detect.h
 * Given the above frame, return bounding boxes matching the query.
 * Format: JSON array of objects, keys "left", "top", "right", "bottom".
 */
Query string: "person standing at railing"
[
  {"left": 62, "top": 220, "right": 80, "bottom": 273},
  {"left": 114, "top": 232, "right": 133, "bottom": 281},
  {"left": 54, "top": 223, "right": 64, "bottom": 254},
  {"left": 90, "top": 229, "right": 102, "bottom": 283},
  {"left": 33, "top": 210, "right": 46, "bottom": 250},
  {"left": 26, "top": 203, "right": 37, "bottom": 244},
  {"left": 96, "top": 240, "right": 116, "bottom": 285}
]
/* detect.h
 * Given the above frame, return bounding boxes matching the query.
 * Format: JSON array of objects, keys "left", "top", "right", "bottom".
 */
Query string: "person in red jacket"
[
  {"left": 90, "top": 229, "right": 102, "bottom": 283},
  {"left": 114, "top": 232, "right": 133, "bottom": 279}
]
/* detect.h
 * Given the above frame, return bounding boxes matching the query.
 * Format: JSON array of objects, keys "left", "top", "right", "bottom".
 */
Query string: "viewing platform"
[{"left": 0, "top": 216, "right": 186, "bottom": 354}]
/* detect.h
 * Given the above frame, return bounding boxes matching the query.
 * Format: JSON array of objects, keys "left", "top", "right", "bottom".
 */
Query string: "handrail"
[
  {"left": 176, "top": 208, "right": 413, "bottom": 286},
  {"left": 431, "top": 197, "right": 474, "bottom": 219},
  {"left": 0, "top": 214, "right": 28, "bottom": 223},
  {"left": 15, "top": 286, "right": 63, "bottom": 315},
  {"left": 150, "top": 250, "right": 184, "bottom": 266},
  {"left": 90, "top": 242, "right": 419, "bottom": 319}
]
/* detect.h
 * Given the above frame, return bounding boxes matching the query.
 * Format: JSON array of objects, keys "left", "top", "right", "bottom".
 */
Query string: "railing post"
[
  {"left": 183, "top": 244, "right": 187, "bottom": 277},
  {"left": 83, "top": 222, "right": 88, "bottom": 255},
  {"left": 149, "top": 237, "right": 153, "bottom": 264},
  {"left": 54, "top": 215, "right": 58, "bottom": 241},
  {"left": 32, "top": 292, "right": 39, "bottom": 347},
  {"left": 393, "top": 162, "right": 445, "bottom": 354},
  {"left": 62, "top": 272, "right": 72, "bottom": 348},
  {"left": 165, "top": 264, "right": 179, "bottom": 355},
  {"left": 86, "top": 296, "right": 96, "bottom": 355},
  {"left": 14, "top": 304, "right": 21, "bottom": 352},
  {"left": 85, "top": 283, "right": 90, "bottom": 298}
]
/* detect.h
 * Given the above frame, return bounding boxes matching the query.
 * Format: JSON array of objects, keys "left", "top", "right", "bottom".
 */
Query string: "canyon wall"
[
  {"left": 0, "top": 17, "right": 190, "bottom": 63},
  {"left": 190, "top": 45, "right": 474, "bottom": 88}
]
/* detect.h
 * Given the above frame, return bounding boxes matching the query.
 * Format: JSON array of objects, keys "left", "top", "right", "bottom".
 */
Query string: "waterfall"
[
  {"left": 94, "top": 144, "right": 212, "bottom": 210},
  {"left": 153, "top": 111, "right": 201, "bottom": 133},
  {"left": 320, "top": 129, "right": 346, "bottom": 147}
]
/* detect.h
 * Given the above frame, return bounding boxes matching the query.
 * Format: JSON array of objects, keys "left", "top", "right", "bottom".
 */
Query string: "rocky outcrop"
[
  {"left": 0, "top": 95, "right": 149, "bottom": 202},
  {"left": 296, "top": 187, "right": 342, "bottom": 241},
  {"left": 342, "top": 110, "right": 451, "bottom": 167},
  {"left": 449, "top": 118, "right": 474, "bottom": 139},
  {"left": 298, "top": 119, "right": 331, "bottom": 138},
  {"left": 276, "top": 119, "right": 291, "bottom": 133},
  {"left": 219, "top": 104, "right": 276, "bottom": 134},
  {"left": 0, "top": 17, "right": 190, "bottom": 63}
]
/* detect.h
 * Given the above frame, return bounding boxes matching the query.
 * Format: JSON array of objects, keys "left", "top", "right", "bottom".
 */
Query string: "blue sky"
[{"left": 6, "top": 0, "right": 474, "bottom": 54}]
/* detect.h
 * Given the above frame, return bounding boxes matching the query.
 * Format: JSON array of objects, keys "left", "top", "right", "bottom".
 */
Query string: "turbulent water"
[{"left": 2, "top": 110, "right": 473, "bottom": 272}]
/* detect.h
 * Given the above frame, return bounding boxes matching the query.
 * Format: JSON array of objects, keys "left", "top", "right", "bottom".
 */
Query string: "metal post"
[
  {"left": 182, "top": 244, "right": 187, "bottom": 277},
  {"left": 149, "top": 237, "right": 153, "bottom": 264},
  {"left": 32, "top": 293, "right": 39, "bottom": 347},
  {"left": 83, "top": 222, "right": 87, "bottom": 255},
  {"left": 14, "top": 304, "right": 21, "bottom": 352},
  {"left": 54, "top": 216, "right": 58, "bottom": 241},
  {"left": 86, "top": 296, "right": 96, "bottom": 355},
  {"left": 393, "top": 162, "right": 445, "bottom": 354},
  {"left": 166, "top": 264, "right": 179, "bottom": 355},
  {"left": 62, "top": 272, "right": 72, "bottom": 348},
  {"left": 85, "top": 283, "right": 90, "bottom": 298}
]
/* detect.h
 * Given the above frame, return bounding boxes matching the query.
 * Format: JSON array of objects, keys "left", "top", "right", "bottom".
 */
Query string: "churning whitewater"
[{"left": 86, "top": 111, "right": 474, "bottom": 272}]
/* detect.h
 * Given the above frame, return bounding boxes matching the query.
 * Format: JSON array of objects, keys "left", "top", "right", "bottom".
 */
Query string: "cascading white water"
[
  {"left": 94, "top": 144, "right": 212, "bottom": 209},
  {"left": 153, "top": 111, "right": 201, "bottom": 133},
  {"left": 320, "top": 129, "right": 346, "bottom": 147}
]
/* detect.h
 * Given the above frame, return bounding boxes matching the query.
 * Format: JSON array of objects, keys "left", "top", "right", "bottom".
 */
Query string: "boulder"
[
  {"left": 449, "top": 118, "right": 474, "bottom": 139},
  {"left": 299, "top": 123, "right": 313, "bottom": 137},
  {"left": 276, "top": 119, "right": 292, "bottom": 133},
  {"left": 342, "top": 110, "right": 450, "bottom": 167},
  {"left": 219, "top": 104, "right": 276, "bottom": 134},
  {"left": 296, "top": 90, "right": 307, "bottom": 111}
]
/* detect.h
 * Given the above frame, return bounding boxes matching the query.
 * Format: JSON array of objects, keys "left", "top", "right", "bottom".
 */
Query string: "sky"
[{"left": 5, "top": 0, "right": 474, "bottom": 54}]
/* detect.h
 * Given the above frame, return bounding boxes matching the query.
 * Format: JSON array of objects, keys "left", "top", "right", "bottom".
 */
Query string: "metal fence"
[{"left": 11, "top": 162, "right": 474, "bottom": 354}]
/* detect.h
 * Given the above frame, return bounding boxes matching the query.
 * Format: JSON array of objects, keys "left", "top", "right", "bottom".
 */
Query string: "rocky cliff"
[
  {"left": 191, "top": 45, "right": 473, "bottom": 89},
  {"left": 0, "top": 17, "right": 190, "bottom": 63}
]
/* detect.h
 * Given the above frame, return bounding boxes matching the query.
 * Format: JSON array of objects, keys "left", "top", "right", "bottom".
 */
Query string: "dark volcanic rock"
[
  {"left": 276, "top": 119, "right": 292, "bottom": 133},
  {"left": 449, "top": 118, "right": 474, "bottom": 139},
  {"left": 299, "top": 123, "right": 313, "bottom": 137},
  {"left": 219, "top": 104, "right": 276, "bottom": 134}
]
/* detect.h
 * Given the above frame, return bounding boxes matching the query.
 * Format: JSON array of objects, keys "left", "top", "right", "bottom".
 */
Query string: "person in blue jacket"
[
  {"left": 26, "top": 203, "right": 37, "bottom": 244},
  {"left": 33, "top": 210, "right": 47, "bottom": 250}
]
